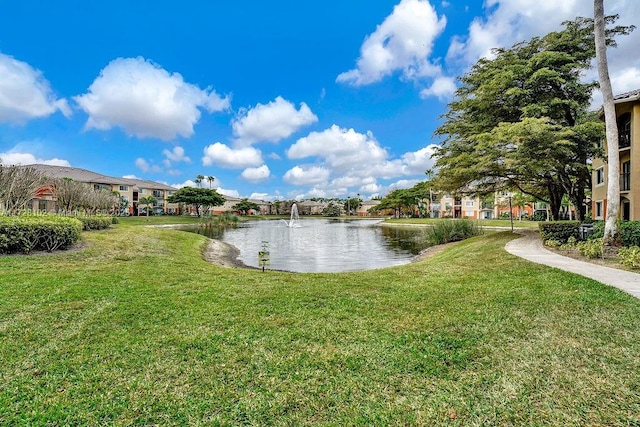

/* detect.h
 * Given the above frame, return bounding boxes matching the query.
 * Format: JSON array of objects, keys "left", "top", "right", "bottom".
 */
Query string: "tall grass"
[{"left": 423, "top": 219, "right": 483, "bottom": 245}]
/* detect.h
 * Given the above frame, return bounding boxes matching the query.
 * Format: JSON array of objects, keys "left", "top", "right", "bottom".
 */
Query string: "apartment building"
[
  {"left": 25, "top": 164, "right": 179, "bottom": 215},
  {"left": 591, "top": 89, "right": 640, "bottom": 221}
]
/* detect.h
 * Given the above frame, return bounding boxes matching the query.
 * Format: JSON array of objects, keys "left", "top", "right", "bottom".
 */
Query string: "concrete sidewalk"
[{"left": 505, "top": 231, "right": 640, "bottom": 299}]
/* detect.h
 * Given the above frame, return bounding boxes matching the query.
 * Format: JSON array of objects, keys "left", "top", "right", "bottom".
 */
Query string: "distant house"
[{"left": 591, "top": 89, "right": 640, "bottom": 221}]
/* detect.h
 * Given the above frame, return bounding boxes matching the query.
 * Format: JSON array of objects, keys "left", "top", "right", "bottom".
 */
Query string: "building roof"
[
  {"left": 614, "top": 88, "right": 640, "bottom": 104},
  {"left": 21, "top": 164, "right": 176, "bottom": 192}
]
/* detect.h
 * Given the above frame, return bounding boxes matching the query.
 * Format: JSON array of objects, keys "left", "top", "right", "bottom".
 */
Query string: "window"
[
  {"left": 595, "top": 167, "right": 605, "bottom": 186},
  {"left": 465, "top": 210, "right": 474, "bottom": 217},
  {"left": 465, "top": 201, "right": 474, "bottom": 207},
  {"left": 595, "top": 201, "right": 603, "bottom": 219},
  {"left": 618, "top": 113, "right": 631, "bottom": 148},
  {"left": 119, "top": 185, "right": 129, "bottom": 191}
]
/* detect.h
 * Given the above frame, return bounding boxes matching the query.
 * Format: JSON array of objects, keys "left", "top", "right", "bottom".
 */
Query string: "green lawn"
[{"left": 1, "top": 218, "right": 639, "bottom": 425}]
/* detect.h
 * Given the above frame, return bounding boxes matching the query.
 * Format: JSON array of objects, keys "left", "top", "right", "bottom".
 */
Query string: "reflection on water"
[{"left": 189, "top": 219, "right": 431, "bottom": 273}]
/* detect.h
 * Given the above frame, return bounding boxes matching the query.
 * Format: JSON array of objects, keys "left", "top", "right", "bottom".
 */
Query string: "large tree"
[
  {"left": 434, "top": 16, "right": 630, "bottom": 220},
  {"left": 232, "top": 198, "right": 260, "bottom": 215},
  {"left": 594, "top": 1, "right": 621, "bottom": 244},
  {"left": 167, "top": 187, "right": 225, "bottom": 217}
]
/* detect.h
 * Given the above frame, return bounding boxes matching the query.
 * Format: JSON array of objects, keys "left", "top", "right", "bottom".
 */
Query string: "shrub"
[
  {"left": 539, "top": 221, "right": 580, "bottom": 244},
  {"left": 618, "top": 246, "right": 640, "bottom": 269},
  {"left": 0, "top": 215, "right": 82, "bottom": 254},
  {"left": 588, "top": 221, "right": 640, "bottom": 247},
  {"left": 423, "top": 219, "right": 483, "bottom": 245},
  {"left": 577, "top": 238, "right": 603, "bottom": 259},
  {"left": 76, "top": 215, "right": 112, "bottom": 230},
  {"left": 544, "top": 239, "right": 562, "bottom": 248},
  {"left": 111, "top": 216, "right": 119, "bottom": 224}
]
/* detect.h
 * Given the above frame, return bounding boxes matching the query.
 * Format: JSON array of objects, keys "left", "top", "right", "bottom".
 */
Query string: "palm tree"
[
  {"left": 594, "top": 0, "right": 620, "bottom": 245},
  {"left": 195, "top": 174, "right": 204, "bottom": 188},
  {"left": 138, "top": 195, "right": 157, "bottom": 217},
  {"left": 207, "top": 176, "right": 215, "bottom": 189}
]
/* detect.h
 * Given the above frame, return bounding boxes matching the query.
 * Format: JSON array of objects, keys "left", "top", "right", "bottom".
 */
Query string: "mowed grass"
[{"left": 1, "top": 219, "right": 640, "bottom": 425}]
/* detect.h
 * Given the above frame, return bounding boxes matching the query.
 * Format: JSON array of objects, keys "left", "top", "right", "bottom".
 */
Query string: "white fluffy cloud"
[
  {"left": 202, "top": 142, "right": 263, "bottom": 169},
  {"left": 240, "top": 165, "right": 270, "bottom": 183},
  {"left": 283, "top": 125, "right": 438, "bottom": 196},
  {"left": 232, "top": 96, "right": 318, "bottom": 146},
  {"left": 447, "top": 0, "right": 587, "bottom": 65},
  {"left": 135, "top": 157, "right": 161, "bottom": 173},
  {"left": 283, "top": 165, "right": 331, "bottom": 186},
  {"left": 420, "top": 76, "right": 457, "bottom": 100},
  {"left": 446, "top": 0, "right": 640, "bottom": 97},
  {"left": 0, "top": 53, "right": 71, "bottom": 124},
  {"left": 0, "top": 151, "right": 70, "bottom": 166},
  {"left": 287, "top": 125, "right": 388, "bottom": 173},
  {"left": 337, "top": 0, "right": 446, "bottom": 86},
  {"left": 162, "top": 146, "right": 191, "bottom": 163},
  {"left": 75, "top": 57, "right": 230, "bottom": 140},
  {"left": 401, "top": 144, "right": 438, "bottom": 175}
]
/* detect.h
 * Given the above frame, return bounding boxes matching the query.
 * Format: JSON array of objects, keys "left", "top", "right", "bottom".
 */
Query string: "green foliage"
[
  {"left": 203, "top": 212, "right": 239, "bottom": 227},
  {"left": 373, "top": 181, "right": 434, "bottom": 218},
  {"left": 539, "top": 222, "right": 580, "bottom": 243},
  {"left": 423, "top": 219, "right": 483, "bottom": 245},
  {"left": 618, "top": 246, "right": 640, "bottom": 269},
  {"left": 322, "top": 202, "right": 341, "bottom": 217},
  {"left": 76, "top": 215, "right": 113, "bottom": 230},
  {"left": 232, "top": 198, "right": 260, "bottom": 215},
  {"left": 433, "top": 17, "right": 632, "bottom": 221},
  {"left": 589, "top": 221, "right": 640, "bottom": 247},
  {"left": 343, "top": 197, "right": 363, "bottom": 215},
  {"left": 545, "top": 239, "right": 562, "bottom": 248},
  {"left": 620, "top": 222, "right": 640, "bottom": 247},
  {"left": 0, "top": 215, "right": 82, "bottom": 254},
  {"left": 167, "top": 186, "right": 225, "bottom": 217},
  {"left": 531, "top": 211, "right": 548, "bottom": 221},
  {"left": 111, "top": 216, "right": 119, "bottom": 224},
  {"left": 577, "top": 238, "right": 604, "bottom": 259},
  {"left": 138, "top": 195, "right": 157, "bottom": 216}
]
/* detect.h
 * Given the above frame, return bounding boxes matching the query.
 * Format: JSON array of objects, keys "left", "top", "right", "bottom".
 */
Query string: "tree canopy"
[
  {"left": 167, "top": 187, "right": 225, "bottom": 217},
  {"left": 232, "top": 198, "right": 260, "bottom": 215},
  {"left": 433, "top": 16, "right": 631, "bottom": 220}
]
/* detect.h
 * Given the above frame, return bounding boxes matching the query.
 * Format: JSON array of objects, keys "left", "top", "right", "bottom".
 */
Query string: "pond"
[{"left": 190, "top": 219, "right": 432, "bottom": 273}]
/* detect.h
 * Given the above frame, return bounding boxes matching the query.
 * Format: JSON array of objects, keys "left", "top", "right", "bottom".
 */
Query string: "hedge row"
[
  {"left": 0, "top": 216, "right": 83, "bottom": 254},
  {"left": 538, "top": 221, "right": 581, "bottom": 243},
  {"left": 76, "top": 215, "right": 113, "bottom": 231},
  {"left": 589, "top": 221, "right": 640, "bottom": 247}
]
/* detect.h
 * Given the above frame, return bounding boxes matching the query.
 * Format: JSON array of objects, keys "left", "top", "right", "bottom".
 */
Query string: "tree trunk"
[{"left": 595, "top": 0, "right": 620, "bottom": 244}]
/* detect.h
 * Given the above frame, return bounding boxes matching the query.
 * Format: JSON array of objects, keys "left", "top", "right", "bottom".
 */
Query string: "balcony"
[
  {"left": 621, "top": 173, "right": 631, "bottom": 192},
  {"left": 454, "top": 198, "right": 462, "bottom": 206},
  {"left": 619, "top": 132, "right": 631, "bottom": 149}
]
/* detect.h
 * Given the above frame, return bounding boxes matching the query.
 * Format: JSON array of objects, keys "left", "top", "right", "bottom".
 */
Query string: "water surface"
[{"left": 192, "top": 219, "right": 430, "bottom": 273}]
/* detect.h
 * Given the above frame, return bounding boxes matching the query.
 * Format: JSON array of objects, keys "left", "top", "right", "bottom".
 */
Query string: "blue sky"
[{"left": 1, "top": 1, "right": 639, "bottom": 200}]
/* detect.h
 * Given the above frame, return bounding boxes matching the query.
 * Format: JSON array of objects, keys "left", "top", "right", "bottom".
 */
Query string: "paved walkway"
[{"left": 505, "top": 231, "right": 640, "bottom": 299}]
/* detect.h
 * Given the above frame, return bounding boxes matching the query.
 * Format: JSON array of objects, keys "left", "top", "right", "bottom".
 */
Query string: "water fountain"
[{"left": 282, "top": 203, "right": 301, "bottom": 227}]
